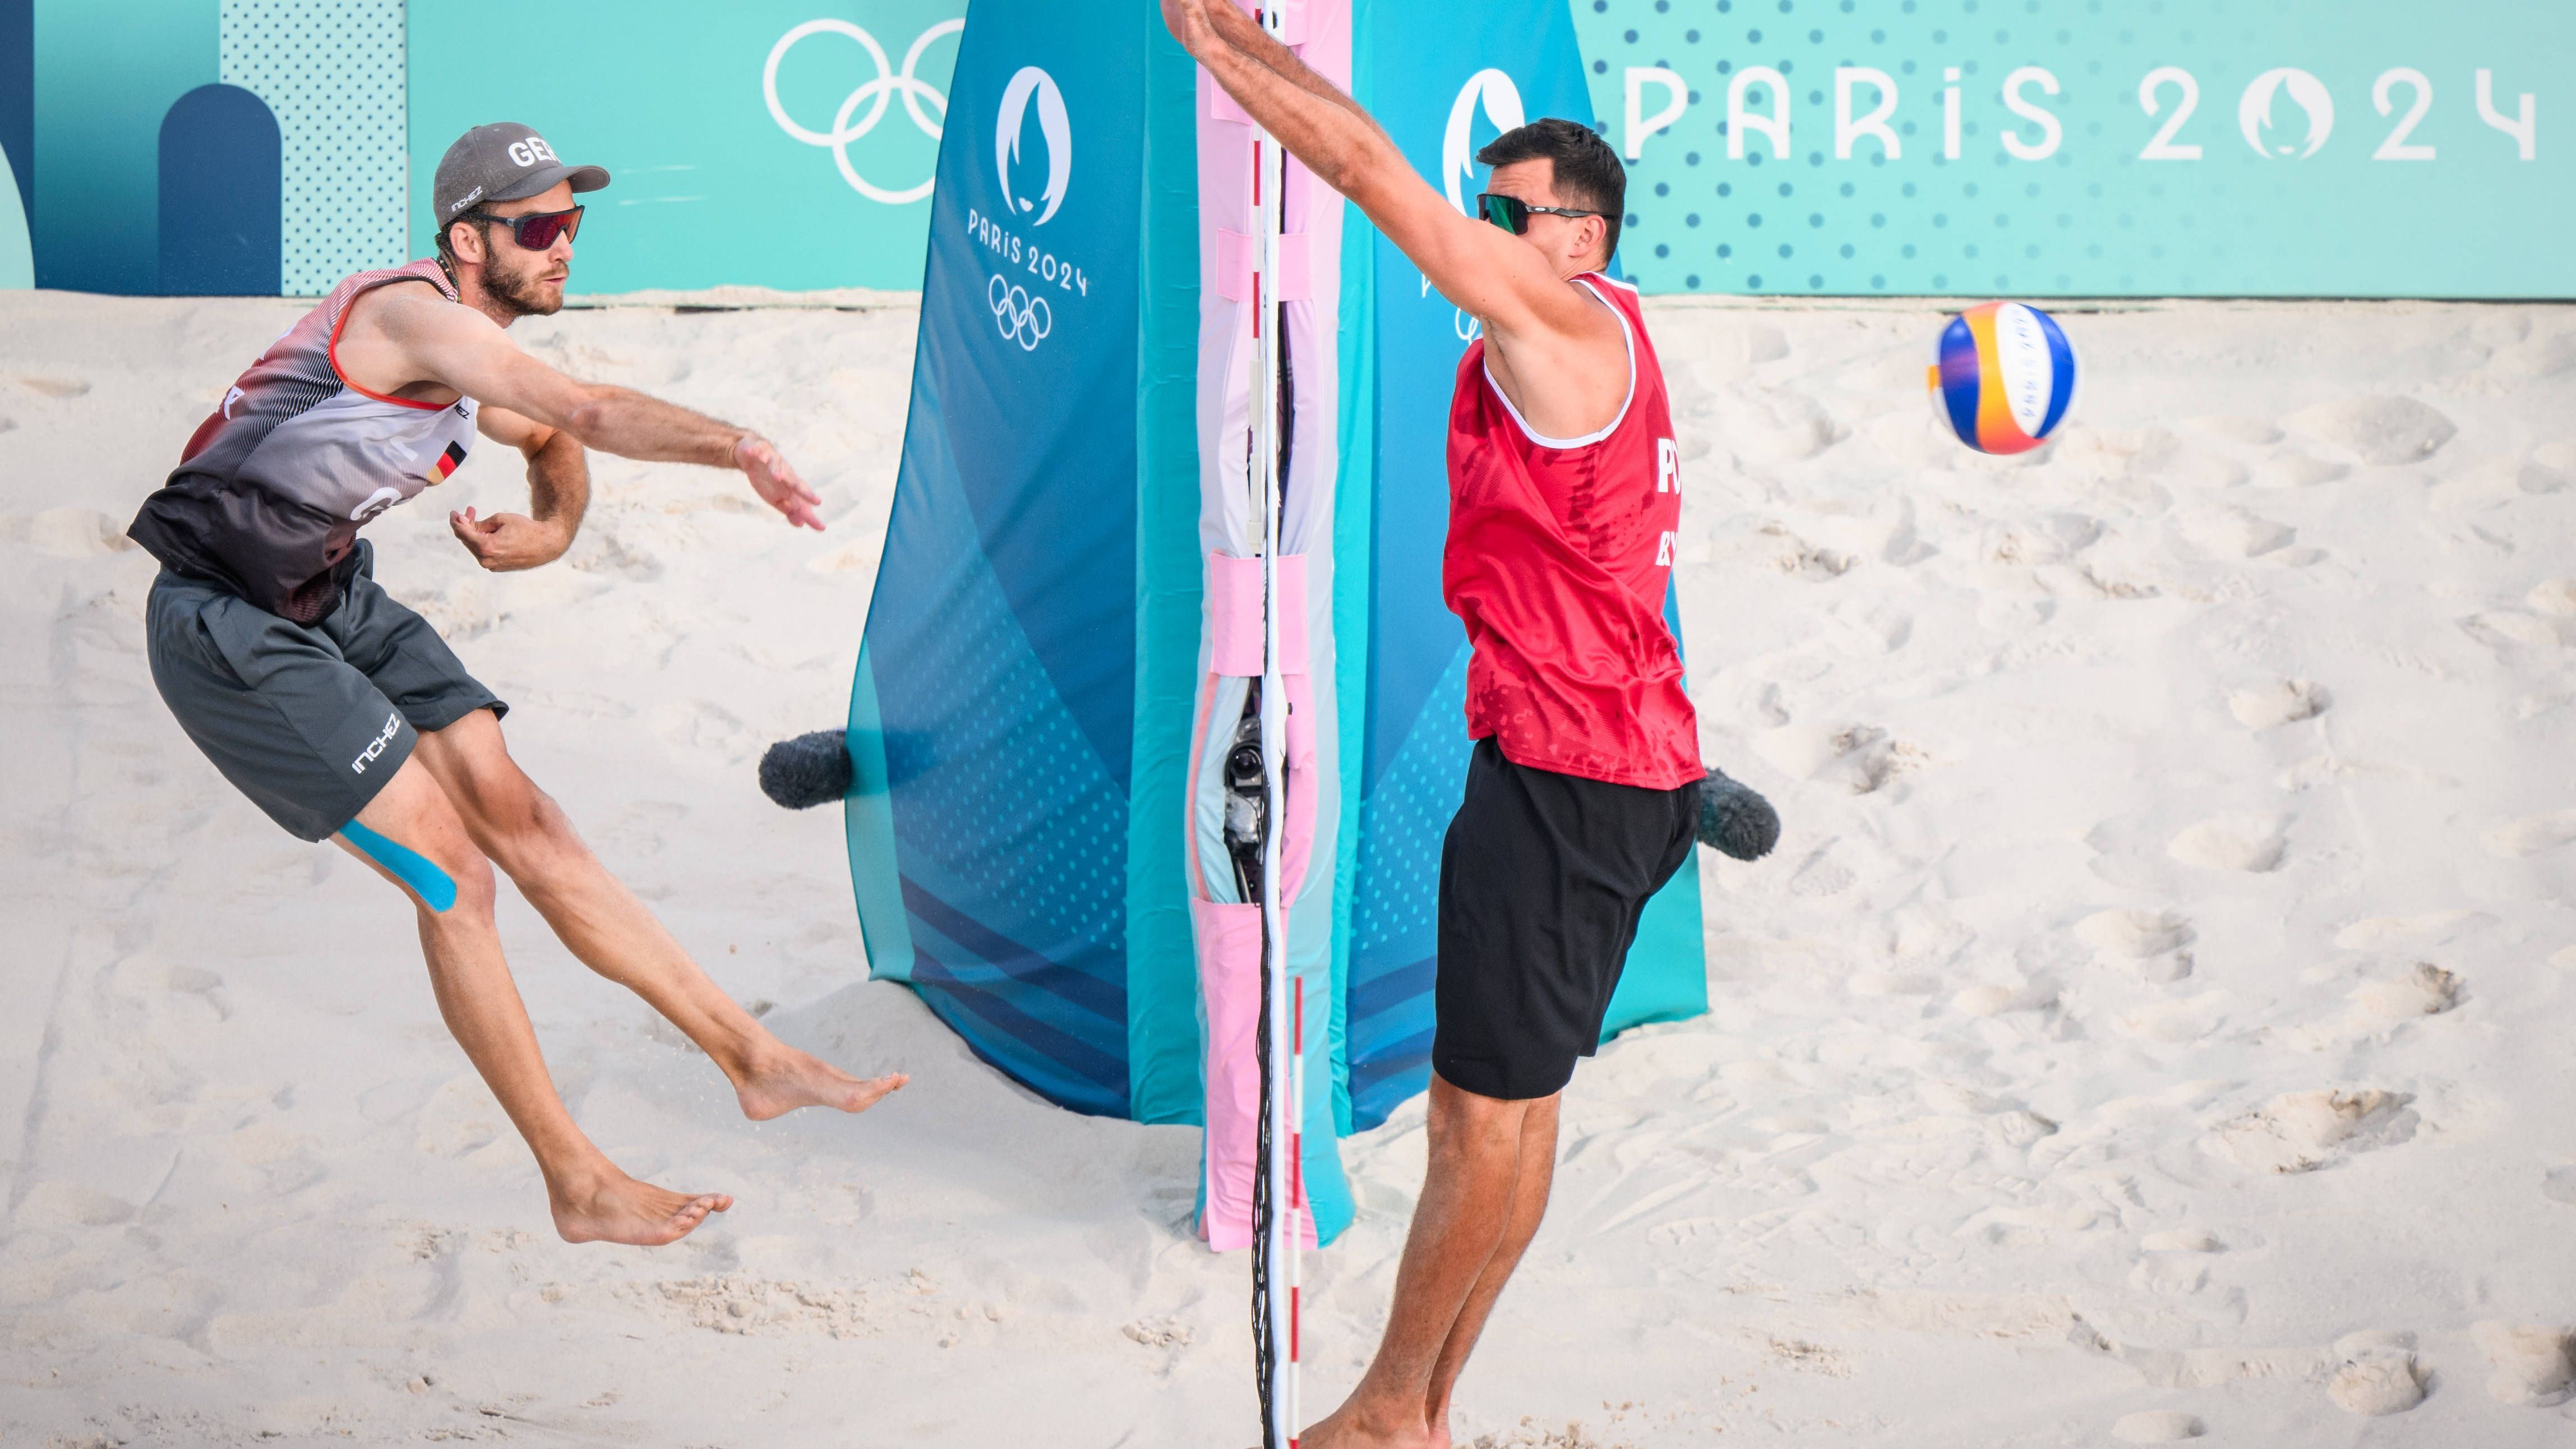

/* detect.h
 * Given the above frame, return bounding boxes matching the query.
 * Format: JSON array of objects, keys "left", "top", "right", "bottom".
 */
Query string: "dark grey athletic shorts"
[
  {"left": 1433, "top": 737, "right": 1697, "bottom": 1101},
  {"left": 145, "top": 541, "right": 505, "bottom": 842}
]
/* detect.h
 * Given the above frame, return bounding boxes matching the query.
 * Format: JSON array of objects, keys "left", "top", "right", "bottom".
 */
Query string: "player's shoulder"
[
  {"left": 356, "top": 276, "right": 457, "bottom": 316},
  {"left": 349, "top": 278, "right": 492, "bottom": 344}
]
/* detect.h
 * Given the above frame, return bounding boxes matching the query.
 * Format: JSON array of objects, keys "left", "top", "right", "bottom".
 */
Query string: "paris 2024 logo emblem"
[
  {"left": 994, "top": 66, "right": 1070, "bottom": 224},
  {"left": 971, "top": 64, "right": 1085, "bottom": 354},
  {"left": 2238, "top": 67, "right": 2334, "bottom": 159}
]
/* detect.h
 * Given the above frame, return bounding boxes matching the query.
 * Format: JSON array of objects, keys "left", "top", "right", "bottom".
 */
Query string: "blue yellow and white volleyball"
[{"left": 1928, "top": 301, "right": 2078, "bottom": 455}]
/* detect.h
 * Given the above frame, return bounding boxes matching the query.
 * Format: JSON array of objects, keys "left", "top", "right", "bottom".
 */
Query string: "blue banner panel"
[
  {"left": 0, "top": 0, "right": 29, "bottom": 225},
  {"left": 1123, "top": 23, "right": 1209, "bottom": 1129},
  {"left": 1576, "top": 0, "right": 2576, "bottom": 297},
  {"left": 157, "top": 84, "right": 280, "bottom": 296},
  {"left": 29, "top": 0, "right": 213, "bottom": 294},
  {"left": 851, "top": 0, "right": 1146, "bottom": 1118}
]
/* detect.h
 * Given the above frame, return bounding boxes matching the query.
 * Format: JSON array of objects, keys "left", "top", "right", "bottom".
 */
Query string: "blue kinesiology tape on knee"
[{"left": 340, "top": 819, "right": 460, "bottom": 912}]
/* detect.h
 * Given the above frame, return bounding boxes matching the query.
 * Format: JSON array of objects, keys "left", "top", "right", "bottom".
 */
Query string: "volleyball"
[{"left": 1929, "top": 301, "right": 2078, "bottom": 455}]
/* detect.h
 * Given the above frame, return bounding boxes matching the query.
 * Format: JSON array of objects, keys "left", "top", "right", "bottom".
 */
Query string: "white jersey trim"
[{"left": 1480, "top": 273, "right": 1636, "bottom": 450}]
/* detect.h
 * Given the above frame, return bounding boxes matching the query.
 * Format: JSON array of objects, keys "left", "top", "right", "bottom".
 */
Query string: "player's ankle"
[{"left": 541, "top": 1155, "right": 626, "bottom": 1203}]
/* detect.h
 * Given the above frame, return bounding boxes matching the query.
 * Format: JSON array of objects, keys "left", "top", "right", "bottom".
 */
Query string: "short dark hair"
[{"left": 1476, "top": 118, "right": 1625, "bottom": 264}]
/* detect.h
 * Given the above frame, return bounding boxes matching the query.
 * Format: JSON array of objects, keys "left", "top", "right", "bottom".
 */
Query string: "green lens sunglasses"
[{"left": 1476, "top": 192, "right": 1600, "bottom": 235}]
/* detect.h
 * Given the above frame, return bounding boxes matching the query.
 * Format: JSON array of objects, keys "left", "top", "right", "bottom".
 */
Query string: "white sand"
[{"left": 3, "top": 289, "right": 2572, "bottom": 1447}]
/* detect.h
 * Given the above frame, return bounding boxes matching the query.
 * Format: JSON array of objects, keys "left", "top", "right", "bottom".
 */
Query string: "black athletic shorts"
[
  {"left": 145, "top": 541, "right": 505, "bottom": 842},
  {"left": 1432, "top": 736, "right": 1698, "bottom": 1101}
]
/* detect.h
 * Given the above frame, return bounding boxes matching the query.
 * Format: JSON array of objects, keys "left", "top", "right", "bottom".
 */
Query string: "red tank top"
[{"left": 1443, "top": 273, "right": 1700, "bottom": 791}]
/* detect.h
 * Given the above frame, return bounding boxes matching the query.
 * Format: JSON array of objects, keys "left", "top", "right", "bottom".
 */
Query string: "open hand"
[
  {"left": 736, "top": 435, "right": 825, "bottom": 532},
  {"left": 449, "top": 507, "right": 573, "bottom": 571}
]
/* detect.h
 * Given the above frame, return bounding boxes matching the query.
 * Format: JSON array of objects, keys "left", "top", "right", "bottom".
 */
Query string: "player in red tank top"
[
  {"left": 1165, "top": 6, "right": 1772, "bottom": 1447},
  {"left": 1446, "top": 269, "right": 1701, "bottom": 789}
]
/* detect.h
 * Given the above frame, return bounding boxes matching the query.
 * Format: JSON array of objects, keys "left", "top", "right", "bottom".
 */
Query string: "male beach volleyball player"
[
  {"left": 1165, "top": 5, "right": 1707, "bottom": 1445},
  {"left": 127, "top": 123, "right": 904, "bottom": 1247}
]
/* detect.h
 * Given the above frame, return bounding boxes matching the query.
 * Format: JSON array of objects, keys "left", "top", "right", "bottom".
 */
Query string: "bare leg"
[
  {"left": 1421, "top": 1092, "right": 1559, "bottom": 1448},
  {"left": 340, "top": 755, "right": 731, "bottom": 1245},
  {"left": 1303, "top": 1073, "right": 1534, "bottom": 1449},
  {"left": 410, "top": 711, "right": 904, "bottom": 1119}
]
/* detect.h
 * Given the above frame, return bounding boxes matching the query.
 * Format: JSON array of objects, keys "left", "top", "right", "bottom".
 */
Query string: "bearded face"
[{"left": 474, "top": 221, "right": 568, "bottom": 319}]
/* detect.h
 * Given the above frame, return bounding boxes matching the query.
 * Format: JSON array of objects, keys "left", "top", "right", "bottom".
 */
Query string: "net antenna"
[{"left": 1244, "top": 3, "right": 1302, "bottom": 1444}]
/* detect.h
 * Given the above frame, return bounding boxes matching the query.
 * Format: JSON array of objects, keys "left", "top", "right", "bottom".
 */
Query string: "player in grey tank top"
[{"left": 127, "top": 123, "right": 907, "bottom": 1248}]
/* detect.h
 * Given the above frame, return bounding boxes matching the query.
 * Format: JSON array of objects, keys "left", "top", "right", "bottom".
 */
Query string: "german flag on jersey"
[{"left": 426, "top": 440, "right": 466, "bottom": 483}]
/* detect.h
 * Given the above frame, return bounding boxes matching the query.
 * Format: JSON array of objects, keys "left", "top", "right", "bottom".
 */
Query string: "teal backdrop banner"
[
  {"left": 408, "top": 0, "right": 966, "bottom": 294},
  {"left": 3, "top": 1, "right": 2572, "bottom": 297},
  {"left": 1567, "top": 0, "right": 2575, "bottom": 297},
  {"left": 401, "top": 1, "right": 968, "bottom": 296}
]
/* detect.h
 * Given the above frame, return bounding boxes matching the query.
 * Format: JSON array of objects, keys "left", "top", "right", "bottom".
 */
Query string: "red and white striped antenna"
[{"left": 1247, "top": 3, "right": 1301, "bottom": 1446}]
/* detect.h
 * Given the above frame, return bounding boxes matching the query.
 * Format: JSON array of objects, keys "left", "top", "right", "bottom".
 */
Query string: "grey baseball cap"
[{"left": 432, "top": 122, "right": 610, "bottom": 224}]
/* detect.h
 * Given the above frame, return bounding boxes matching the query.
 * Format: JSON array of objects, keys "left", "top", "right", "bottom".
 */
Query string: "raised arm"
[
  {"left": 1161, "top": 0, "right": 1599, "bottom": 342},
  {"left": 355, "top": 285, "right": 825, "bottom": 530}
]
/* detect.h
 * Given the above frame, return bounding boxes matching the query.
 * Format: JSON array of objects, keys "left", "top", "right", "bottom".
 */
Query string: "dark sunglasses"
[
  {"left": 461, "top": 204, "right": 584, "bottom": 251},
  {"left": 1476, "top": 192, "right": 1599, "bottom": 235}
]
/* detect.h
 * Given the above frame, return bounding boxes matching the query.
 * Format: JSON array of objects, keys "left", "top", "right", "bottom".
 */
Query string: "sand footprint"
[
  {"left": 2482, "top": 809, "right": 2576, "bottom": 859},
  {"left": 2111, "top": 1410, "right": 2204, "bottom": 1442},
  {"left": 2167, "top": 815, "right": 2286, "bottom": 873},
  {"left": 2, "top": 507, "right": 138, "bottom": 557},
  {"left": 1757, "top": 523, "right": 1859, "bottom": 579},
  {"left": 647, "top": 699, "right": 760, "bottom": 759},
  {"left": 1986, "top": 512, "right": 2102, "bottom": 565},
  {"left": 16, "top": 1180, "right": 137, "bottom": 1226},
  {"left": 2333, "top": 911, "right": 2490, "bottom": 950},
  {"left": 2228, "top": 680, "right": 2329, "bottom": 728},
  {"left": 2116, "top": 991, "right": 2229, "bottom": 1044},
  {"left": 2180, "top": 505, "right": 2295, "bottom": 559},
  {"left": 2288, "top": 964, "right": 2459, "bottom": 1049},
  {"left": 13, "top": 373, "right": 90, "bottom": 399},
  {"left": 2076, "top": 908, "right": 2195, "bottom": 982},
  {"left": 2461, "top": 610, "right": 2573, "bottom": 652},
  {"left": 2254, "top": 448, "right": 2348, "bottom": 488},
  {"left": 1754, "top": 722, "right": 1923, "bottom": 795},
  {"left": 2472, "top": 1321, "right": 2575, "bottom": 1406},
  {"left": 2328, "top": 1330, "right": 2426, "bottom": 1415},
  {"left": 2286, "top": 396, "right": 2457, "bottom": 466},
  {"left": 2206, "top": 1089, "right": 2416, "bottom": 1174},
  {"left": 416, "top": 1074, "right": 506, "bottom": 1158},
  {"left": 2348, "top": 963, "right": 2459, "bottom": 1025},
  {"left": 1949, "top": 980, "right": 2054, "bottom": 1017},
  {"left": 2129, "top": 1231, "right": 2222, "bottom": 1296}
]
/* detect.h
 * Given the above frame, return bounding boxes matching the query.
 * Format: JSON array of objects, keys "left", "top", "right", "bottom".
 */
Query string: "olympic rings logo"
[
  {"left": 988, "top": 274, "right": 1052, "bottom": 351},
  {"left": 764, "top": 18, "right": 964, "bottom": 205}
]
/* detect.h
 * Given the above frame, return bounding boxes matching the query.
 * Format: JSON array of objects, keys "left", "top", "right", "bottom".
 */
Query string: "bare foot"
[
  {"left": 550, "top": 1170, "right": 732, "bottom": 1246},
  {"left": 1300, "top": 1399, "right": 1438, "bottom": 1449},
  {"left": 735, "top": 1044, "right": 907, "bottom": 1122}
]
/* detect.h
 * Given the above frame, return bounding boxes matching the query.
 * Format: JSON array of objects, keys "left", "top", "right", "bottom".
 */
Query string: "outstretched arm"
[
  {"left": 361, "top": 287, "right": 825, "bottom": 530},
  {"left": 1160, "top": 0, "right": 1598, "bottom": 341}
]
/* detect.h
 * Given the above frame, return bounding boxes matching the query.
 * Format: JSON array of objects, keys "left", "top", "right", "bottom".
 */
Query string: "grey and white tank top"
[{"left": 129, "top": 259, "right": 481, "bottom": 623}]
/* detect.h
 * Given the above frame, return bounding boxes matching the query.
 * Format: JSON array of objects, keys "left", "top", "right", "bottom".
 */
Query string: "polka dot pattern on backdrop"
[{"left": 220, "top": 0, "right": 407, "bottom": 296}]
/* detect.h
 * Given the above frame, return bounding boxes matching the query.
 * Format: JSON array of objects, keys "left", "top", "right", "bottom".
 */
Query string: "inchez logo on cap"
[{"left": 505, "top": 136, "right": 560, "bottom": 169}]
